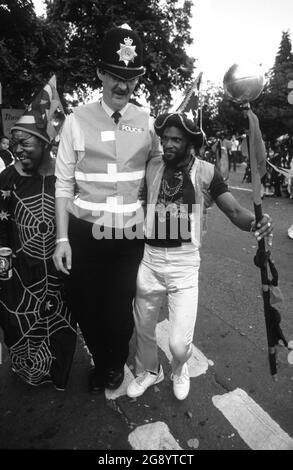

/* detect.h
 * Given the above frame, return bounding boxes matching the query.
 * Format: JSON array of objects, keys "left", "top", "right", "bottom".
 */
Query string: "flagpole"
[
  {"left": 222, "top": 62, "right": 291, "bottom": 377},
  {"left": 244, "top": 103, "right": 289, "bottom": 378}
]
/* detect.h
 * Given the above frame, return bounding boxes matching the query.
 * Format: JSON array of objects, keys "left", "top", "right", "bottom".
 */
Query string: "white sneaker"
[
  {"left": 127, "top": 365, "right": 164, "bottom": 398},
  {"left": 172, "top": 363, "right": 190, "bottom": 400},
  {"left": 288, "top": 225, "right": 293, "bottom": 240}
]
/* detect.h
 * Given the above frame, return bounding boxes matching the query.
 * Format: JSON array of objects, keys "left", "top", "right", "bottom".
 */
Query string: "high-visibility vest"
[{"left": 68, "top": 102, "right": 154, "bottom": 227}]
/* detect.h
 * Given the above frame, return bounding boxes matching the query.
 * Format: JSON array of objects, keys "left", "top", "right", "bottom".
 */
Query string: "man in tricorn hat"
[
  {"left": 53, "top": 24, "right": 161, "bottom": 394},
  {"left": 126, "top": 112, "right": 273, "bottom": 401}
]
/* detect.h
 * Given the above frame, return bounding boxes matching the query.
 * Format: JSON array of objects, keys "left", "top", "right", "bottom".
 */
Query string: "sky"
[
  {"left": 191, "top": 0, "right": 293, "bottom": 85},
  {"left": 32, "top": 0, "right": 293, "bottom": 86}
]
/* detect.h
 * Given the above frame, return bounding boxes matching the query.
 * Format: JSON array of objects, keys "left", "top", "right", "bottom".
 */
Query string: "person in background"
[
  {"left": 0, "top": 135, "right": 15, "bottom": 172},
  {"left": 212, "top": 131, "right": 230, "bottom": 182},
  {"left": 230, "top": 134, "right": 239, "bottom": 172}
]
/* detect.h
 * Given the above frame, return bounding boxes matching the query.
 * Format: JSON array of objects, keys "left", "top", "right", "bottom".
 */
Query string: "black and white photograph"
[{"left": 0, "top": 0, "right": 292, "bottom": 457}]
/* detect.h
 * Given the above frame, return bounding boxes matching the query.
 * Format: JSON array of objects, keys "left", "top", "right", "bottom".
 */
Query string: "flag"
[
  {"left": 247, "top": 109, "right": 267, "bottom": 180},
  {"left": 176, "top": 72, "right": 203, "bottom": 128},
  {"left": 13, "top": 75, "right": 65, "bottom": 143},
  {"left": 31, "top": 75, "right": 65, "bottom": 142}
]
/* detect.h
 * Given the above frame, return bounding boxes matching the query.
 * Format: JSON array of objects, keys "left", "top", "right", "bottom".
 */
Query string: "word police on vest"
[{"left": 120, "top": 124, "right": 144, "bottom": 133}]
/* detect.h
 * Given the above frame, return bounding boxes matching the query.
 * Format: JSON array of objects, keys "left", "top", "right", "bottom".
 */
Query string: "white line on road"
[
  {"left": 156, "top": 319, "right": 214, "bottom": 377},
  {"left": 106, "top": 319, "right": 213, "bottom": 399},
  {"left": 229, "top": 185, "right": 252, "bottom": 192},
  {"left": 128, "top": 421, "right": 182, "bottom": 450},
  {"left": 212, "top": 388, "right": 293, "bottom": 450}
]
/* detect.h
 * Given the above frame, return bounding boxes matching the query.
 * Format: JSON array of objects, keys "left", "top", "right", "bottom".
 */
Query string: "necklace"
[
  {"left": 162, "top": 173, "right": 183, "bottom": 198},
  {"left": 161, "top": 156, "right": 195, "bottom": 200}
]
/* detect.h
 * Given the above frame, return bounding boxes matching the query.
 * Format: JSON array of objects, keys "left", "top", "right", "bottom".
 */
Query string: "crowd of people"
[
  {"left": 204, "top": 132, "right": 293, "bottom": 199},
  {"left": 0, "top": 24, "right": 278, "bottom": 401}
]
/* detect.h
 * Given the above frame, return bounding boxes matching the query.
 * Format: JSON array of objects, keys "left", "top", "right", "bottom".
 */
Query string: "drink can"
[{"left": 0, "top": 247, "right": 13, "bottom": 280}]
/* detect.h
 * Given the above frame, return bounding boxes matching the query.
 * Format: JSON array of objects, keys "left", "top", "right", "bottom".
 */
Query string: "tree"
[
  {"left": 254, "top": 31, "right": 293, "bottom": 141},
  {"left": 202, "top": 32, "right": 293, "bottom": 141},
  {"left": 1, "top": 0, "right": 195, "bottom": 112},
  {"left": 201, "top": 82, "right": 248, "bottom": 137},
  {"left": 201, "top": 81, "right": 223, "bottom": 136},
  {"left": 43, "top": 0, "right": 195, "bottom": 113},
  {"left": 0, "top": 0, "right": 67, "bottom": 107}
]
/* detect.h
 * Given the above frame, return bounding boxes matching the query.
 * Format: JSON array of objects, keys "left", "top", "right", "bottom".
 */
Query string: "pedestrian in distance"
[
  {"left": 126, "top": 112, "right": 273, "bottom": 401},
  {"left": 212, "top": 131, "right": 230, "bottom": 182},
  {"left": 230, "top": 134, "right": 239, "bottom": 172},
  {"left": 0, "top": 135, "right": 15, "bottom": 172},
  {"left": 53, "top": 24, "right": 162, "bottom": 394}
]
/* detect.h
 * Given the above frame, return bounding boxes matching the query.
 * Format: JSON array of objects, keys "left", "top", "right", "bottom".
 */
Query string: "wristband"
[{"left": 56, "top": 238, "right": 69, "bottom": 244}]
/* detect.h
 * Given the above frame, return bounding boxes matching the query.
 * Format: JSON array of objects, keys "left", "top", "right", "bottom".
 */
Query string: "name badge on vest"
[
  {"left": 101, "top": 131, "right": 115, "bottom": 142},
  {"left": 119, "top": 124, "right": 144, "bottom": 133}
]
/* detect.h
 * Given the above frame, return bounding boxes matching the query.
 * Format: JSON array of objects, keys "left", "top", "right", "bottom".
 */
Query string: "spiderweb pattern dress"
[{"left": 0, "top": 166, "right": 76, "bottom": 389}]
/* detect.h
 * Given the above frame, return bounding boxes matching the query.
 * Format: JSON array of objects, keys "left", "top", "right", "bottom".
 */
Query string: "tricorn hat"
[
  {"left": 155, "top": 73, "right": 205, "bottom": 148},
  {"left": 11, "top": 75, "right": 65, "bottom": 144},
  {"left": 97, "top": 24, "right": 145, "bottom": 80},
  {"left": 154, "top": 113, "right": 204, "bottom": 149}
]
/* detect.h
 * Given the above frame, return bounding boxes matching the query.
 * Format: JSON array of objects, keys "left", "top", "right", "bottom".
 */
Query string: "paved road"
[{"left": 1, "top": 165, "right": 293, "bottom": 455}]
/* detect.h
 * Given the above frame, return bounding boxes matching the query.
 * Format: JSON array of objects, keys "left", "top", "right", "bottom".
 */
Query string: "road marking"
[
  {"left": 81, "top": 316, "right": 213, "bottom": 400},
  {"left": 156, "top": 319, "right": 214, "bottom": 377},
  {"left": 229, "top": 185, "right": 252, "bottom": 192},
  {"left": 106, "top": 319, "right": 213, "bottom": 399},
  {"left": 212, "top": 388, "right": 293, "bottom": 450},
  {"left": 128, "top": 421, "right": 182, "bottom": 450}
]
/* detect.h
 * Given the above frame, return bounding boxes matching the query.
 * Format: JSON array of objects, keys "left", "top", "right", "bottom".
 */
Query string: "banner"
[{"left": 1, "top": 108, "right": 24, "bottom": 136}]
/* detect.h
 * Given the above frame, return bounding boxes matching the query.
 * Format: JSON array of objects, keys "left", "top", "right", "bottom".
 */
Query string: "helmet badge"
[{"left": 117, "top": 37, "right": 137, "bottom": 66}]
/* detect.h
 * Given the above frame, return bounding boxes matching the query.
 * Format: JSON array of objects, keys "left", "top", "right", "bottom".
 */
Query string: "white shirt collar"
[{"left": 101, "top": 99, "right": 129, "bottom": 117}]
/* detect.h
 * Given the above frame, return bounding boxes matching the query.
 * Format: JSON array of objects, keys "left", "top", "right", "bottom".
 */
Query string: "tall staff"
[{"left": 223, "top": 62, "right": 291, "bottom": 377}]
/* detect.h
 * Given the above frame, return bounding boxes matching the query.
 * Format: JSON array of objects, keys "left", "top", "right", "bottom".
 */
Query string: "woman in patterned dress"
[{"left": 0, "top": 81, "right": 76, "bottom": 390}]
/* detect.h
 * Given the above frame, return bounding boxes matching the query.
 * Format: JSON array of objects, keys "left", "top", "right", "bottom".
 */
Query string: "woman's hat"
[
  {"left": 11, "top": 75, "right": 65, "bottom": 144},
  {"left": 97, "top": 24, "right": 145, "bottom": 80}
]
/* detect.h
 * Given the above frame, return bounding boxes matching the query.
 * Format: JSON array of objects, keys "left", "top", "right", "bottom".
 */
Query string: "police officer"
[{"left": 53, "top": 24, "right": 161, "bottom": 393}]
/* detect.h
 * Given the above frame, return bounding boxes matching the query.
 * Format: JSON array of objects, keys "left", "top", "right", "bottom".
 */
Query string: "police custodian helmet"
[{"left": 97, "top": 24, "right": 145, "bottom": 81}]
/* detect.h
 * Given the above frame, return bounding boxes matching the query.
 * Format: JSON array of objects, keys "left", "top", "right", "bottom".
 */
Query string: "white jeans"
[{"left": 134, "top": 243, "right": 200, "bottom": 375}]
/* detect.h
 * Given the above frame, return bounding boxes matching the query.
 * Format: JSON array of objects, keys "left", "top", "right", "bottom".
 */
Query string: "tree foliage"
[
  {"left": 254, "top": 31, "right": 293, "bottom": 141},
  {"left": 201, "top": 83, "right": 248, "bottom": 137},
  {"left": 45, "top": 0, "right": 195, "bottom": 112},
  {"left": 1, "top": 0, "right": 195, "bottom": 113},
  {"left": 202, "top": 31, "right": 293, "bottom": 140},
  {"left": 0, "top": 0, "right": 66, "bottom": 107}
]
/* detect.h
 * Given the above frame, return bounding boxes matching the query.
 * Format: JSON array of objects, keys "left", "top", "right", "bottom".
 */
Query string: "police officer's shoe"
[
  {"left": 105, "top": 368, "right": 125, "bottom": 390},
  {"left": 88, "top": 369, "right": 105, "bottom": 394}
]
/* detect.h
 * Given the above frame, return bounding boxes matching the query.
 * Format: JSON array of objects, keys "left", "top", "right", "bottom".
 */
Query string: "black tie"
[{"left": 111, "top": 111, "right": 121, "bottom": 125}]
